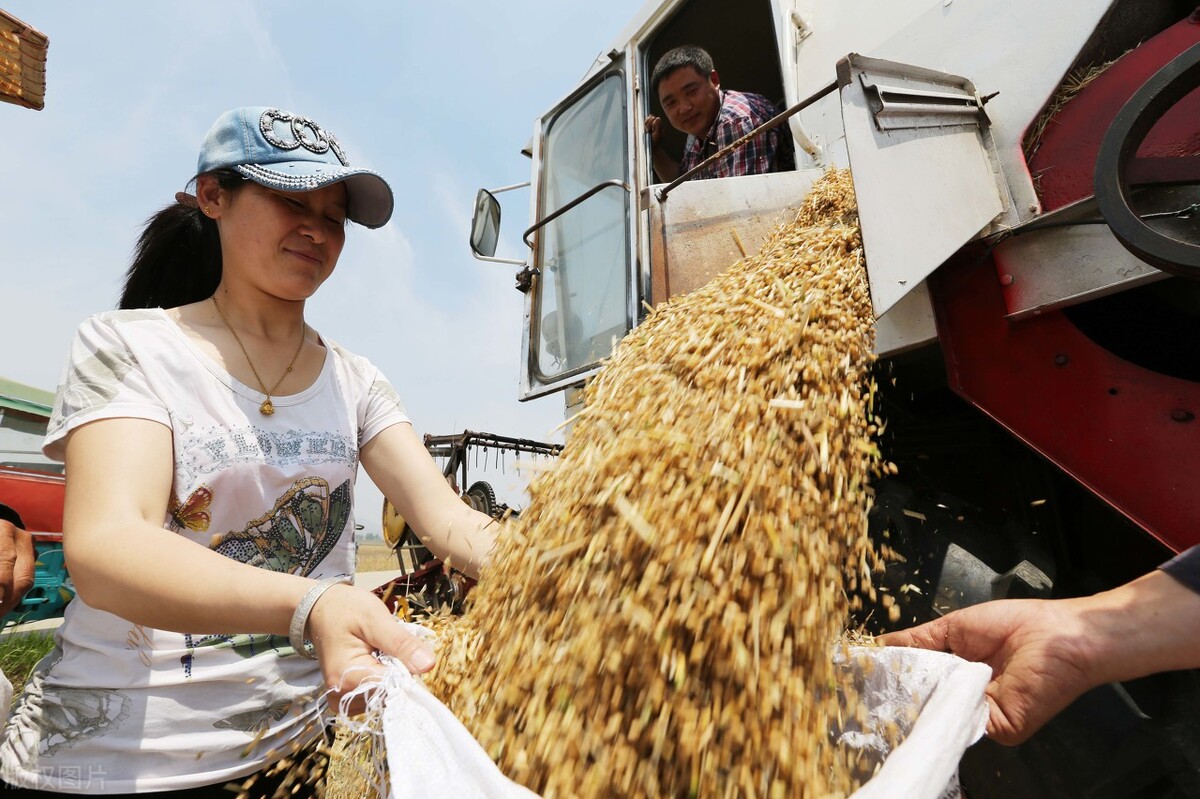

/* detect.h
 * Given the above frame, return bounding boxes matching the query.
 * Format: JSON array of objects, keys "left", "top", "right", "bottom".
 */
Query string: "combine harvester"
[{"left": 466, "top": 1, "right": 1200, "bottom": 795}]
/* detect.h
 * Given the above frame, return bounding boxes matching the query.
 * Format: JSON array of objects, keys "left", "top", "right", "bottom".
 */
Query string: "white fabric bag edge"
[{"left": 849, "top": 646, "right": 991, "bottom": 799}]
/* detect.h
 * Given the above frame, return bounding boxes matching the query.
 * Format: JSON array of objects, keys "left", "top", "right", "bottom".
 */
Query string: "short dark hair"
[{"left": 651, "top": 45, "right": 714, "bottom": 97}]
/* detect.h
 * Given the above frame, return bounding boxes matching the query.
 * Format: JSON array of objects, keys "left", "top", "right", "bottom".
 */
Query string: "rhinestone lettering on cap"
[{"left": 259, "top": 108, "right": 349, "bottom": 167}]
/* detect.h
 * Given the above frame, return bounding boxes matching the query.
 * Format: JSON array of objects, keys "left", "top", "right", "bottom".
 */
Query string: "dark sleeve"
[{"left": 1160, "top": 545, "right": 1200, "bottom": 595}]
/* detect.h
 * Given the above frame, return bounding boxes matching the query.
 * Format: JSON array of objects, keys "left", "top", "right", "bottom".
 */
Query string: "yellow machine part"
[
  {"left": 381, "top": 498, "right": 406, "bottom": 549},
  {"left": 382, "top": 487, "right": 484, "bottom": 548}
]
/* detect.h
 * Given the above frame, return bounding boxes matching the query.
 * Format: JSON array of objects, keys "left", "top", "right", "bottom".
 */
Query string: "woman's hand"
[{"left": 306, "top": 582, "right": 435, "bottom": 702}]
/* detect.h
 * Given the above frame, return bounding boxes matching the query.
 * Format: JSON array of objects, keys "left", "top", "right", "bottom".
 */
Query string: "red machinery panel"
[
  {"left": 0, "top": 465, "right": 65, "bottom": 534},
  {"left": 933, "top": 18, "right": 1200, "bottom": 554},
  {"left": 1028, "top": 18, "right": 1200, "bottom": 212},
  {"left": 933, "top": 251, "right": 1199, "bottom": 554}
]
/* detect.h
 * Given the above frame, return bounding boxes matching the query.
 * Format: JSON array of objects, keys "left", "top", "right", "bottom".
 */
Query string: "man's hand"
[
  {"left": 0, "top": 519, "right": 36, "bottom": 618},
  {"left": 881, "top": 567, "right": 1200, "bottom": 746},
  {"left": 644, "top": 114, "right": 663, "bottom": 148},
  {"left": 880, "top": 598, "right": 1097, "bottom": 745},
  {"left": 644, "top": 115, "right": 680, "bottom": 182}
]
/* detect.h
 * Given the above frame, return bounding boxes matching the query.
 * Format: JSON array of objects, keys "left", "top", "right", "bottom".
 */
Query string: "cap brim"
[{"left": 235, "top": 162, "right": 394, "bottom": 229}]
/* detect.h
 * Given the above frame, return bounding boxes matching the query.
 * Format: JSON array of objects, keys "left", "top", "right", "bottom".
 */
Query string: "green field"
[{"left": 0, "top": 631, "right": 54, "bottom": 699}]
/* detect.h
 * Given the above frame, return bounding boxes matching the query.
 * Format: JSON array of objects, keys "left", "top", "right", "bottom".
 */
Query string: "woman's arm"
[
  {"left": 63, "top": 417, "right": 312, "bottom": 632},
  {"left": 62, "top": 416, "right": 434, "bottom": 690},
  {"left": 360, "top": 422, "right": 498, "bottom": 580}
]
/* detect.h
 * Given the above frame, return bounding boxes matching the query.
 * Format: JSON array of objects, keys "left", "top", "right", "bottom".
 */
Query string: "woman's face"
[{"left": 206, "top": 178, "right": 349, "bottom": 301}]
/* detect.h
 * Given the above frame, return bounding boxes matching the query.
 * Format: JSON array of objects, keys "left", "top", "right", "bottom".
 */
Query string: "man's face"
[{"left": 657, "top": 66, "right": 722, "bottom": 139}]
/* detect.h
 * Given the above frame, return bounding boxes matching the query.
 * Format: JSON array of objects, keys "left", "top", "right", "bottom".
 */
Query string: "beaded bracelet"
[{"left": 289, "top": 577, "right": 351, "bottom": 660}]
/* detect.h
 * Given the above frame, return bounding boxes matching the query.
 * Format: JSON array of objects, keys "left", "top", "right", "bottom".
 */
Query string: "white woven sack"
[
  {"left": 378, "top": 657, "right": 538, "bottom": 799},
  {"left": 344, "top": 627, "right": 988, "bottom": 799},
  {"left": 0, "top": 666, "right": 11, "bottom": 726},
  {"left": 842, "top": 646, "right": 992, "bottom": 799},
  {"left": 336, "top": 622, "right": 538, "bottom": 799}
]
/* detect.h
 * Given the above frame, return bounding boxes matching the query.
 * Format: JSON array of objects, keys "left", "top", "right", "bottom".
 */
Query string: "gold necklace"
[{"left": 211, "top": 296, "right": 306, "bottom": 415}]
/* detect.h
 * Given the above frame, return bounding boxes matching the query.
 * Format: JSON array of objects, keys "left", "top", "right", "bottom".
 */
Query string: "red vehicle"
[
  {"left": 1, "top": 12, "right": 56, "bottom": 535},
  {"left": 1, "top": 13, "right": 66, "bottom": 625},
  {"left": 0, "top": 377, "right": 63, "bottom": 532},
  {"left": 0, "top": 376, "right": 69, "bottom": 624}
]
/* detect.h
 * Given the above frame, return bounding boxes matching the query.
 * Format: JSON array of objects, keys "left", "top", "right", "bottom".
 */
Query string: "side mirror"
[
  {"left": 470, "top": 189, "right": 502, "bottom": 258},
  {"left": 467, "top": 182, "right": 529, "bottom": 267}
]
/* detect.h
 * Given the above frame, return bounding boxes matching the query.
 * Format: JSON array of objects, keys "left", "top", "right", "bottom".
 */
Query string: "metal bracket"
[
  {"left": 514, "top": 266, "right": 539, "bottom": 294},
  {"left": 859, "top": 76, "right": 989, "bottom": 131},
  {"left": 790, "top": 11, "right": 812, "bottom": 45},
  {"left": 838, "top": 53, "right": 1008, "bottom": 317}
]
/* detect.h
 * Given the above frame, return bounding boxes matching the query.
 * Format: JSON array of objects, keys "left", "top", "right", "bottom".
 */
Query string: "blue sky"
[{"left": 1, "top": 1, "right": 645, "bottom": 531}]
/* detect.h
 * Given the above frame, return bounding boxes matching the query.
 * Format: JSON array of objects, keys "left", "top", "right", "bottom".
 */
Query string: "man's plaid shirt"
[{"left": 679, "top": 90, "right": 794, "bottom": 180}]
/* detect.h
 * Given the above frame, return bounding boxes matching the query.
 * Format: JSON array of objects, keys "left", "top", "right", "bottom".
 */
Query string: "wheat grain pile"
[{"left": 426, "top": 169, "right": 882, "bottom": 798}]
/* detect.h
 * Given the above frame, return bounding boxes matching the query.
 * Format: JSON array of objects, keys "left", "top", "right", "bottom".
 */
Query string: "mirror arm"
[
  {"left": 522, "top": 179, "right": 630, "bottom": 249},
  {"left": 487, "top": 181, "right": 531, "bottom": 195},
  {"left": 472, "top": 252, "right": 528, "bottom": 266}
]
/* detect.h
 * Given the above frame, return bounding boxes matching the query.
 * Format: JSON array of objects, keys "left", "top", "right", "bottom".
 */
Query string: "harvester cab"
[{"left": 469, "top": 0, "right": 1200, "bottom": 794}]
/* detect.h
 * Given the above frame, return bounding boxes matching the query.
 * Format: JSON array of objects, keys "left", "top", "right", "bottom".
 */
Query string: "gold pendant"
[{"left": 260, "top": 399, "right": 275, "bottom": 415}]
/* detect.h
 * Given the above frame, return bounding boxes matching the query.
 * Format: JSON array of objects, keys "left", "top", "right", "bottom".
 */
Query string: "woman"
[{"left": 0, "top": 107, "right": 497, "bottom": 796}]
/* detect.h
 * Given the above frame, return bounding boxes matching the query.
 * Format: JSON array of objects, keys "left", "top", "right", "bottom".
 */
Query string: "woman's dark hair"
[{"left": 119, "top": 169, "right": 246, "bottom": 310}]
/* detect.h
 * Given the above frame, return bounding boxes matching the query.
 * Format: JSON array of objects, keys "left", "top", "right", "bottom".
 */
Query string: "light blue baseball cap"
[{"left": 195, "top": 106, "right": 394, "bottom": 228}]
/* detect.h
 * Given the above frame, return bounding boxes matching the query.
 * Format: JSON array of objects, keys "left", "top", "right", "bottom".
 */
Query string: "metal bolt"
[
  {"left": 1171, "top": 408, "right": 1195, "bottom": 423},
  {"left": 999, "top": 274, "right": 1014, "bottom": 286},
  {"left": 1053, "top": 354, "right": 1069, "bottom": 366}
]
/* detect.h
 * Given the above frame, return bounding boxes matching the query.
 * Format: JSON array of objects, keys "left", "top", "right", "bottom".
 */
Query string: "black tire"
[
  {"left": 464, "top": 481, "right": 498, "bottom": 518},
  {"left": 1094, "top": 40, "right": 1200, "bottom": 277}
]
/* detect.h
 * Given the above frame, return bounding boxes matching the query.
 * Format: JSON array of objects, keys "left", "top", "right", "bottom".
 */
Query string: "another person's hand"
[
  {"left": 0, "top": 519, "right": 36, "bottom": 618},
  {"left": 306, "top": 582, "right": 435, "bottom": 705},
  {"left": 645, "top": 115, "right": 663, "bottom": 148},
  {"left": 879, "top": 598, "right": 1095, "bottom": 745},
  {"left": 881, "top": 568, "right": 1200, "bottom": 745}
]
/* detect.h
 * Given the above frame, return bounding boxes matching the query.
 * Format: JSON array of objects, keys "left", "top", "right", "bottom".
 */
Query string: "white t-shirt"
[{"left": 0, "top": 308, "right": 409, "bottom": 793}]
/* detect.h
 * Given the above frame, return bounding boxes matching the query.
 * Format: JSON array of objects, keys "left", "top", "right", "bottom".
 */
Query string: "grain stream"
[{"left": 426, "top": 169, "right": 881, "bottom": 798}]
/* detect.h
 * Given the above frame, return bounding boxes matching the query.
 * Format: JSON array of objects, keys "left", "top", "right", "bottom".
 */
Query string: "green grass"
[{"left": 0, "top": 632, "right": 55, "bottom": 700}]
